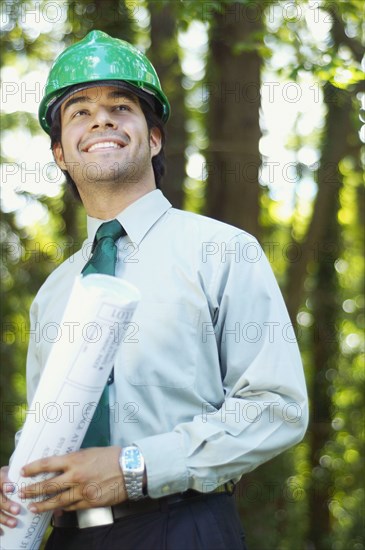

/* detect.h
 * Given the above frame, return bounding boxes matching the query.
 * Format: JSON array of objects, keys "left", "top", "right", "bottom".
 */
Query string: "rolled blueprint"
[{"left": 1, "top": 274, "right": 140, "bottom": 550}]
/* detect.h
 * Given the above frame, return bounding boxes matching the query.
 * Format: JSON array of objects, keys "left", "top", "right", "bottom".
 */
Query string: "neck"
[{"left": 78, "top": 181, "right": 156, "bottom": 219}]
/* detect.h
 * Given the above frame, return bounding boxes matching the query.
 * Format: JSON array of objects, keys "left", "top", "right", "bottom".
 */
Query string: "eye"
[
  {"left": 73, "top": 109, "right": 89, "bottom": 117},
  {"left": 115, "top": 104, "right": 131, "bottom": 112}
]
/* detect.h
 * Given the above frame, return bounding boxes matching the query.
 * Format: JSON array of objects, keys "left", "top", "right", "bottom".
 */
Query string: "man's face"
[{"left": 52, "top": 85, "right": 161, "bottom": 194}]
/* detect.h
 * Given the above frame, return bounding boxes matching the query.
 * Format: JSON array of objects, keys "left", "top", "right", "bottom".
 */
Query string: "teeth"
[{"left": 88, "top": 141, "right": 122, "bottom": 152}]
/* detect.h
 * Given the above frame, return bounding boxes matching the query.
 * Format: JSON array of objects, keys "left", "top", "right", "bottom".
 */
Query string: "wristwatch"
[{"left": 120, "top": 446, "right": 145, "bottom": 500}]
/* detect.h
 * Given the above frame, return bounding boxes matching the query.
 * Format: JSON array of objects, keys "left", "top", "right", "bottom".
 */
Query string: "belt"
[{"left": 52, "top": 482, "right": 235, "bottom": 529}]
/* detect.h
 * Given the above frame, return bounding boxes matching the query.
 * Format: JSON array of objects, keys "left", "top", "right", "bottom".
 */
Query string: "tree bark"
[
  {"left": 306, "top": 85, "right": 346, "bottom": 545},
  {"left": 205, "top": 4, "right": 262, "bottom": 236},
  {"left": 285, "top": 87, "right": 353, "bottom": 324},
  {"left": 148, "top": 2, "right": 187, "bottom": 208},
  {"left": 68, "top": 0, "right": 134, "bottom": 42},
  {"left": 308, "top": 234, "right": 339, "bottom": 549},
  {"left": 284, "top": 6, "right": 362, "bottom": 322}
]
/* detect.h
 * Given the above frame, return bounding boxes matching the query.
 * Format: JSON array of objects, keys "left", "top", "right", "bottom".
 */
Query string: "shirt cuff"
[{"left": 134, "top": 431, "right": 188, "bottom": 498}]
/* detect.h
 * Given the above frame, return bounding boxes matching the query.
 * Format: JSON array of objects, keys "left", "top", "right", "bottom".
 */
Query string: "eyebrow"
[{"left": 62, "top": 90, "right": 139, "bottom": 115}]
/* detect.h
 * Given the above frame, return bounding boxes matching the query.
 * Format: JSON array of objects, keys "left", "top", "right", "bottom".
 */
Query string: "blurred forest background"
[{"left": 0, "top": 1, "right": 364, "bottom": 549}]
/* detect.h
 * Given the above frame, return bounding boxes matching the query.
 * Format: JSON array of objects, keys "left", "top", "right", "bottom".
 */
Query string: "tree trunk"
[
  {"left": 308, "top": 254, "right": 338, "bottom": 549},
  {"left": 284, "top": 84, "right": 353, "bottom": 323},
  {"left": 205, "top": 4, "right": 262, "bottom": 236},
  {"left": 305, "top": 82, "right": 350, "bottom": 549},
  {"left": 148, "top": 2, "right": 187, "bottom": 208},
  {"left": 68, "top": 0, "right": 134, "bottom": 42},
  {"left": 284, "top": 4, "right": 362, "bottom": 322}
]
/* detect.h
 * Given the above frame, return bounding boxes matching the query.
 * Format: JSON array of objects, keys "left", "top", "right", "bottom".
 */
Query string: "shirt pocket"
[{"left": 120, "top": 301, "right": 199, "bottom": 388}]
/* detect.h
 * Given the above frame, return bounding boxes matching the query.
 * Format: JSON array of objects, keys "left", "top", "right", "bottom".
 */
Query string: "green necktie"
[{"left": 81, "top": 219, "right": 125, "bottom": 447}]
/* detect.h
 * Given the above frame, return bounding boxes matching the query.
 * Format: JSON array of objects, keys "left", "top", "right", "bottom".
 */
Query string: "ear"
[
  {"left": 52, "top": 142, "right": 67, "bottom": 171},
  {"left": 149, "top": 127, "right": 162, "bottom": 159}
]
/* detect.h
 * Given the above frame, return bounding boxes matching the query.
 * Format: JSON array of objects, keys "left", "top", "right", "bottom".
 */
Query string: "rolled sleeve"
[{"left": 134, "top": 432, "right": 188, "bottom": 498}]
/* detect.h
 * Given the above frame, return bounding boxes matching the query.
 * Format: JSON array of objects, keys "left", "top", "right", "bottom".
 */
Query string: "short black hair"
[{"left": 50, "top": 95, "right": 166, "bottom": 201}]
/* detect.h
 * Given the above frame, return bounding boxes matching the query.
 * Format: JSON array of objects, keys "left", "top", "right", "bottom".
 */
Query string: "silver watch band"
[{"left": 120, "top": 446, "right": 145, "bottom": 500}]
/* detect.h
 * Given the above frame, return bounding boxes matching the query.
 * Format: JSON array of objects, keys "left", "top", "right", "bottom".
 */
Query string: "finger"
[
  {"left": 28, "top": 490, "right": 82, "bottom": 514},
  {"left": 20, "top": 479, "right": 62, "bottom": 499},
  {"left": 1, "top": 468, "right": 16, "bottom": 496},
  {"left": 0, "top": 510, "right": 19, "bottom": 528},
  {"left": 0, "top": 493, "right": 20, "bottom": 515},
  {"left": 21, "top": 456, "right": 67, "bottom": 477},
  {"left": 3, "top": 483, "right": 16, "bottom": 494},
  {"left": 0, "top": 466, "right": 10, "bottom": 482},
  {"left": 25, "top": 482, "right": 84, "bottom": 513},
  {"left": 20, "top": 474, "right": 78, "bottom": 500}
]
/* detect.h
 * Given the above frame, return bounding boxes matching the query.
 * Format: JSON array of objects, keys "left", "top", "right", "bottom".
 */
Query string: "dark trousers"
[{"left": 45, "top": 494, "right": 247, "bottom": 550}]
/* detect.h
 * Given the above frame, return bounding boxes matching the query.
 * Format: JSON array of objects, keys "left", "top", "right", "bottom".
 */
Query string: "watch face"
[{"left": 124, "top": 447, "right": 143, "bottom": 471}]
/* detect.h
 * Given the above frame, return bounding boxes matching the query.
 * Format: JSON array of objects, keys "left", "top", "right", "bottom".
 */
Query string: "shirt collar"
[{"left": 86, "top": 189, "right": 172, "bottom": 245}]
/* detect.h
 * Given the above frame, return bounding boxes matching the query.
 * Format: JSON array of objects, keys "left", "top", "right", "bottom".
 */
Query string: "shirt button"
[{"left": 161, "top": 485, "right": 170, "bottom": 494}]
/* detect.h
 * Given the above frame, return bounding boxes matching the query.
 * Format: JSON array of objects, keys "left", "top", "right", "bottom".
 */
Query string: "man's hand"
[
  {"left": 19, "top": 446, "right": 127, "bottom": 514},
  {"left": 0, "top": 466, "right": 20, "bottom": 531}
]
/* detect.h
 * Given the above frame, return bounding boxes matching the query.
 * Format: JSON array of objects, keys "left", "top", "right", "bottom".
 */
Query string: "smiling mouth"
[{"left": 85, "top": 141, "right": 125, "bottom": 153}]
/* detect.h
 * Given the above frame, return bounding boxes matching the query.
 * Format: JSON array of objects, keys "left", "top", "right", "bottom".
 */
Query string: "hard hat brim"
[{"left": 46, "top": 80, "right": 160, "bottom": 128}]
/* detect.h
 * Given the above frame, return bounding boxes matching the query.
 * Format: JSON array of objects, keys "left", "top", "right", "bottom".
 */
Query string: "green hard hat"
[{"left": 39, "top": 30, "right": 170, "bottom": 134}]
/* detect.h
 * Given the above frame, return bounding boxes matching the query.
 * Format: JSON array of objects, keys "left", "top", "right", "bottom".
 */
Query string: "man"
[{"left": 0, "top": 30, "right": 308, "bottom": 549}]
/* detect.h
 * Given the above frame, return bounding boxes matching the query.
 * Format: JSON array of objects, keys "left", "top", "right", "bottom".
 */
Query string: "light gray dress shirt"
[{"left": 25, "top": 189, "right": 308, "bottom": 498}]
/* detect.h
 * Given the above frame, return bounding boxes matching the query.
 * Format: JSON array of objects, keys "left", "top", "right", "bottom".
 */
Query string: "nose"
[{"left": 90, "top": 107, "right": 117, "bottom": 130}]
